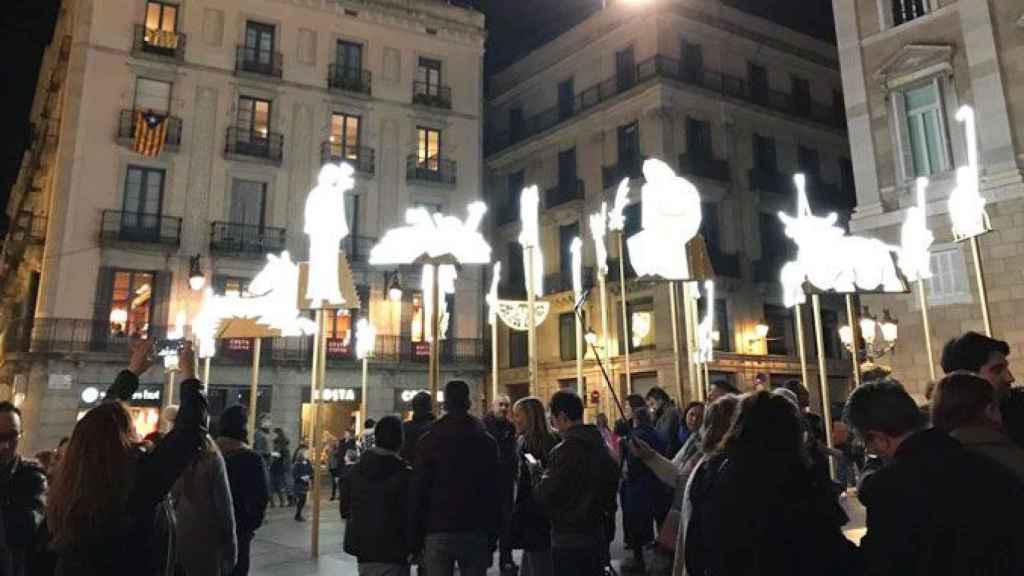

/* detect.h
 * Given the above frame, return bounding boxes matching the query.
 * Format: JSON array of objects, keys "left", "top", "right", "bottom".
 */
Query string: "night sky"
[{"left": 0, "top": 0, "right": 835, "bottom": 230}]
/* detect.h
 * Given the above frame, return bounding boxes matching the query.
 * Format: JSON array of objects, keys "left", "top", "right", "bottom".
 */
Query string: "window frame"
[
  {"left": 108, "top": 269, "right": 157, "bottom": 339},
  {"left": 145, "top": 1, "right": 178, "bottom": 33},
  {"left": 237, "top": 96, "right": 272, "bottom": 139},
  {"left": 924, "top": 244, "right": 973, "bottom": 306},
  {"left": 133, "top": 77, "right": 172, "bottom": 115},
  {"left": 330, "top": 112, "right": 362, "bottom": 160},
  {"left": 416, "top": 126, "right": 442, "bottom": 171},
  {"left": 559, "top": 312, "right": 578, "bottom": 361},
  {"left": 882, "top": 0, "right": 931, "bottom": 29},
  {"left": 897, "top": 78, "right": 950, "bottom": 179}
]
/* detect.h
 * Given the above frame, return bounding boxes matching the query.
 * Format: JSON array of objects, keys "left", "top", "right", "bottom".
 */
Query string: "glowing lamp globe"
[
  {"left": 859, "top": 316, "right": 877, "bottom": 344},
  {"left": 355, "top": 319, "right": 376, "bottom": 360},
  {"left": 838, "top": 325, "right": 854, "bottom": 347}
]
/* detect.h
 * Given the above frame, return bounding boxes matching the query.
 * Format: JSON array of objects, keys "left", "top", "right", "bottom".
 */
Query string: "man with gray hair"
[{"left": 484, "top": 394, "right": 517, "bottom": 575}]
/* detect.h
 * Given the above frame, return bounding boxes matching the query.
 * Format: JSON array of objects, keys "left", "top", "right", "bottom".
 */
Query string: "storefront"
[
  {"left": 207, "top": 385, "right": 273, "bottom": 432},
  {"left": 77, "top": 384, "right": 164, "bottom": 438},
  {"left": 393, "top": 388, "right": 445, "bottom": 420},
  {"left": 300, "top": 387, "right": 361, "bottom": 448}
]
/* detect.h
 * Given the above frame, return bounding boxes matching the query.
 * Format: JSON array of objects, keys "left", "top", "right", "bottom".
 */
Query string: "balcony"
[
  {"left": 748, "top": 168, "right": 791, "bottom": 195},
  {"left": 225, "top": 127, "right": 283, "bottom": 164},
  {"left": 341, "top": 236, "right": 377, "bottom": 263},
  {"left": 678, "top": 154, "right": 731, "bottom": 182},
  {"left": 545, "top": 179, "right": 584, "bottom": 209},
  {"left": 10, "top": 211, "right": 46, "bottom": 245},
  {"left": 602, "top": 159, "right": 644, "bottom": 190},
  {"left": 235, "top": 45, "right": 283, "bottom": 78},
  {"left": 132, "top": 25, "right": 185, "bottom": 61},
  {"left": 544, "top": 267, "right": 595, "bottom": 295},
  {"left": 486, "top": 53, "right": 845, "bottom": 156},
  {"left": 210, "top": 222, "right": 286, "bottom": 257},
  {"left": 100, "top": 210, "right": 181, "bottom": 247},
  {"left": 320, "top": 142, "right": 375, "bottom": 176},
  {"left": 412, "top": 81, "right": 452, "bottom": 110},
  {"left": 328, "top": 64, "right": 371, "bottom": 95},
  {"left": 406, "top": 155, "right": 456, "bottom": 186},
  {"left": 117, "top": 109, "right": 182, "bottom": 152}
]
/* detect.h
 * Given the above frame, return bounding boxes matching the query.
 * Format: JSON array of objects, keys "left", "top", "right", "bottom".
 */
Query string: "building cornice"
[{"left": 873, "top": 44, "right": 954, "bottom": 90}]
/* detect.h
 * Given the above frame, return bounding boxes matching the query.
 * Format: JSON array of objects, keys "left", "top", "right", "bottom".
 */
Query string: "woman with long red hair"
[{"left": 47, "top": 340, "right": 208, "bottom": 575}]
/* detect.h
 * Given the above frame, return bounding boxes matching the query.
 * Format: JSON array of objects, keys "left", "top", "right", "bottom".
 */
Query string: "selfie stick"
[{"left": 573, "top": 288, "right": 627, "bottom": 422}]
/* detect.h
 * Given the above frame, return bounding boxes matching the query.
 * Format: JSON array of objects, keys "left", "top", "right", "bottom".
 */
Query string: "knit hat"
[{"left": 219, "top": 405, "right": 248, "bottom": 442}]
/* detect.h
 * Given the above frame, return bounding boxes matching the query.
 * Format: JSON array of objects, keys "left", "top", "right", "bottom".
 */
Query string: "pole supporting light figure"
[
  {"left": 487, "top": 263, "right": 502, "bottom": 405},
  {"left": 519, "top": 186, "right": 543, "bottom": 396},
  {"left": 609, "top": 179, "right": 633, "bottom": 394},
  {"left": 668, "top": 282, "right": 684, "bottom": 403},
  {"left": 356, "top": 318, "right": 376, "bottom": 434},
  {"left": 571, "top": 237, "right": 585, "bottom": 397},
  {"left": 900, "top": 177, "right": 938, "bottom": 381},
  {"left": 591, "top": 202, "right": 615, "bottom": 414},
  {"left": 845, "top": 295, "right": 862, "bottom": 387},
  {"left": 948, "top": 106, "right": 993, "bottom": 336},
  {"left": 811, "top": 294, "right": 837, "bottom": 480}
]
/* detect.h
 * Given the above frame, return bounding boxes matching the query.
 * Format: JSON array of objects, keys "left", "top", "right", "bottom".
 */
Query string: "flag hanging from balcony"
[{"left": 133, "top": 110, "right": 168, "bottom": 157}]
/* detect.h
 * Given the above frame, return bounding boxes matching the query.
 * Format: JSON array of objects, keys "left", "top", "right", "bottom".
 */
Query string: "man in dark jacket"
[
  {"left": 400, "top": 392, "right": 435, "bottom": 464},
  {"left": 410, "top": 380, "right": 499, "bottom": 576},
  {"left": 533, "top": 390, "right": 619, "bottom": 576},
  {"left": 845, "top": 379, "right": 1024, "bottom": 576},
  {"left": 483, "top": 394, "right": 517, "bottom": 575},
  {"left": 341, "top": 415, "right": 413, "bottom": 574},
  {"left": 0, "top": 401, "right": 46, "bottom": 576},
  {"left": 217, "top": 405, "right": 270, "bottom": 576},
  {"left": 646, "top": 387, "right": 683, "bottom": 457}
]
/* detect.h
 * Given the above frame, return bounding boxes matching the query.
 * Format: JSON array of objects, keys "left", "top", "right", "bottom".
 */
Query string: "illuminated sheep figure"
[
  {"left": 948, "top": 106, "right": 991, "bottom": 241},
  {"left": 778, "top": 174, "right": 905, "bottom": 305},
  {"left": 898, "top": 177, "right": 935, "bottom": 282},
  {"left": 626, "top": 159, "right": 703, "bottom": 280}
]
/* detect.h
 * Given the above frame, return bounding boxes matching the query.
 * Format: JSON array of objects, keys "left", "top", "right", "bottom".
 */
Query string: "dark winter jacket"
[
  {"left": 484, "top": 414, "right": 518, "bottom": 490},
  {"left": 689, "top": 451, "right": 858, "bottom": 576},
  {"left": 0, "top": 455, "right": 47, "bottom": 576},
  {"left": 400, "top": 413, "right": 435, "bottom": 464},
  {"left": 340, "top": 449, "right": 413, "bottom": 564},
  {"left": 624, "top": 424, "right": 669, "bottom": 526},
  {"left": 859, "top": 428, "right": 1024, "bottom": 576},
  {"left": 292, "top": 458, "right": 314, "bottom": 494},
  {"left": 54, "top": 370, "right": 206, "bottom": 576},
  {"left": 511, "top": 432, "right": 559, "bottom": 551},
  {"left": 216, "top": 437, "right": 269, "bottom": 542},
  {"left": 409, "top": 412, "right": 500, "bottom": 550},
  {"left": 653, "top": 404, "right": 684, "bottom": 457},
  {"left": 535, "top": 424, "right": 619, "bottom": 547}
]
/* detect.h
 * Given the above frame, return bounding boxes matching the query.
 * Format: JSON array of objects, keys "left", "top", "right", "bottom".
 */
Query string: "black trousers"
[
  {"left": 552, "top": 546, "right": 603, "bottom": 576},
  {"left": 230, "top": 535, "right": 253, "bottom": 576},
  {"left": 295, "top": 492, "right": 308, "bottom": 518}
]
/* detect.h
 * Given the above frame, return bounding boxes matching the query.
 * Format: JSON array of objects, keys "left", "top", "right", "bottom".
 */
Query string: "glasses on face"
[{"left": 0, "top": 431, "right": 22, "bottom": 444}]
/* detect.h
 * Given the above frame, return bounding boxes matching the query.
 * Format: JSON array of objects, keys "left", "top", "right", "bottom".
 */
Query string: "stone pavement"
[{"left": 250, "top": 493, "right": 867, "bottom": 575}]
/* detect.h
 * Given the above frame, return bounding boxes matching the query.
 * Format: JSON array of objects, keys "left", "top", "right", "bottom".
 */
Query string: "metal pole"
[
  {"left": 616, "top": 233, "right": 631, "bottom": 394},
  {"left": 575, "top": 306, "right": 584, "bottom": 398},
  {"left": 703, "top": 362, "right": 710, "bottom": 394},
  {"left": 491, "top": 316, "right": 499, "bottom": 407},
  {"left": 310, "top": 310, "right": 326, "bottom": 557},
  {"left": 429, "top": 264, "right": 441, "bottom": 413},
  {"left": 599, "top": 274, "right": 614, "bottom": 415},
  {"left": 361, "top": 356, "right": 369, "bottom": 428},
  {"left": 812, "top": 294, "right": 837, "bottom": 480},
  {"left": 682, "top": 282, "right": 702, "bottom": 401},
  {"left": 526, "top": 247, "right": 538, "bottom": 396},
  {"left": 845, "top": 295, "right": 861, "bottom": 387},
  {"left": 247, "top": 338, "right": 261, "bottom": 444},
  {"left": 202, "top": 356, "right": 211, "bottom": 394},
  {"left": 917, "top": 279, "right": 937, "bottom": 382},
  {"left": 668, "top": 282, "right": 684, "bottom": 403},
  {"left": 794, "top": 304, "right": 810, "bottom": 389},
  {"left": 969, "top": 236, "right": 992, "bottom": 336}
]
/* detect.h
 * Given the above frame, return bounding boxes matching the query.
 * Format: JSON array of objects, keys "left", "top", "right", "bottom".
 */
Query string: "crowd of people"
[{"left": 2, "top": 330, "right": 1024, "bottom": 576}]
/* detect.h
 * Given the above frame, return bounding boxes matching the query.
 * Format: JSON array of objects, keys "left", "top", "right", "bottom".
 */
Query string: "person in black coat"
[
  {"left": 291, "top": 446, "right": 314, "bottom": 522},
  {"left": 510, "top": 397, "right": 560, "bottom": 575},
  {"left": 484, "top": 394, "right": 518, "bottom": 575},
  {"left": 216, "top": 405, "right": 270, "bottom": 576},
  {"left": 845, "top": 379, "right": 1024, "bottom": 576},
  {"left": 400, "top": 392, "right": 435, "bottom": 464},
  {"left": 0, "top": 401, "right": 47, "bottom": 576},
  {"left": 340, "top": 415, "right": 413, "bottom": 572},
  {"left": 621, "top": 407, "right": 665, "bottom": 574},
  {"left": 46, "top": 340, "right": 207, "bottom": 576}
]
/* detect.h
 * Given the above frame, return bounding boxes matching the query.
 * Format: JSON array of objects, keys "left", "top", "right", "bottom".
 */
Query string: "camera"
[{"left": 155, "top": 338, "right": 186, "bottom": 357}]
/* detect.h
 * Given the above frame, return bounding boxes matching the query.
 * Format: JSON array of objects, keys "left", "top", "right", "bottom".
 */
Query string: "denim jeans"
[{"left": 423, "top": 532, "right": 491, "bottom": 576}]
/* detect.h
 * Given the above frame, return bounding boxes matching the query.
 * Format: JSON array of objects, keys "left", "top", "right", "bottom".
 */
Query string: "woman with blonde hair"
[{"left": 511, "top": 397, "right": 560, "bottom": 576}]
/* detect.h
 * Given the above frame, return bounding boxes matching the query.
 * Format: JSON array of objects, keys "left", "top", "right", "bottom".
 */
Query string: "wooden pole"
[
  {"left": 491, "top": 316, "right": 499, "bottom": 407},
  {"left": 247, "top": 338, "right": 261, "bottom": 444},
  {"left": 526, "top": 247, "right": 539, "bottom": 396},
  {"left": 969, "top": 236, "right": 992, "bottom": 336},
  {"left": 164, "top": 370, "right": 175, "bottom": 412},
  {"left": 617, "top": 233, "right": 631, "bottom": 394},
  {"left": 794, "top": 303, "right": 810, "bottom": 388},
  {"left": 812, "top": 294, "right": 837, "bottom": 480},
  {"left": 917, "top": 279, "right": 937, "bottom": 382},
  {"left": 428, "top": 264, "right": 441, "bottom": 413},
  {"left": 575, "top": 306, "right": 584, "bottom": 398},
  {"left": 599, "top": 274, "right": 614, "bottom": 415},
  {"left": 202, "top": 356, "right": 211, "bottom": 394},
  {"left": 845, "top": 295, "right": 861, "bottom": 387},
  {"left": 310, "top": 310, "right": 326, "bottom": 557},
  {"left": 668, "top": 282, "right": 684, "bottom": 403},
  {"left": 682, "top": 282, "right": 703, "bottom": 401}
]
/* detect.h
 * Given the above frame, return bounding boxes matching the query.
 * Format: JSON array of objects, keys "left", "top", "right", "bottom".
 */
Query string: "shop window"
[
  {"left": 622, "top": 298, "right": 654, "bottom": 353},
  {"left": 109, "top": 270, "right": 155, "bottom": 338}
]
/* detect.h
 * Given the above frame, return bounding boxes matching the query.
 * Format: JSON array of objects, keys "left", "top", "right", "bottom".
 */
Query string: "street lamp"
[
  {"left": 386, "top": 272, "right": 403, "bottom": 302},
  {"left": 188, "top": 255, "right": 206, "bottom": 291},
  {"left": 747, "top": 323, "right": 769, "bottom": 353},
  {"left": 839, "top": 307, "right": 899, "bottom": 365}
]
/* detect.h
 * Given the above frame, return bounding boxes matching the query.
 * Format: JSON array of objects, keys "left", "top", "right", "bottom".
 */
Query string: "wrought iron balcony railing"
[
  {"left": 412, "top": 81, "right": 452, "bottom": 109},
  {"left": 225, "top": 127, "right": 283, "bottom": 163},
  {"left": 678, "top": 154, "right": 731, "bottom": 182},
  {"left": 406, "top": 155, "right": 456, "bottom": 186},
  {"left": 328, "top": 64, "right": 371, "bottom": 95},
  {"left": 117, "top": 109, "right": 182, "bottom": 151},
  {"left": 748, "top": 168, "right": 791, "bottom": 195},
  {"left": 235, "top": 45, "right": 283, "bottom": 78},
  {"left": 320, "top": 142, "right": 375, "bottom": 175},
  {"left": 210, "top": 222, "right": 287, "bottom": 257},
  {"left": 100, "top": 210, "right": 181, "bottom": 247},
  {"left": 545, "top": 179, "right": 584, "bottom": 209},
  {"left": 132, "top": 24, "right": 186, "bottom": 60}
]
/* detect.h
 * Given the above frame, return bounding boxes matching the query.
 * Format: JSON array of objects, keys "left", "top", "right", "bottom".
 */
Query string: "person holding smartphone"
[{"left": 510, "top": 397, "right": 559, "bottom": 576}]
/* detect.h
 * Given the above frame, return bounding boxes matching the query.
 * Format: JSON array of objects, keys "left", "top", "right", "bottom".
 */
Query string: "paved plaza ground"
[{"left": 250, "top": 492, "right": 867, "bottom": 575}]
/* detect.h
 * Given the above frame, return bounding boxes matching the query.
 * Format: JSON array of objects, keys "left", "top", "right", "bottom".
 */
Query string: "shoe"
[
  {"left": 619, "top": 557, "right": 646, "bottom": 574},
  {"left": 295, "top": 515, "right": 306, "bottom": 522}
]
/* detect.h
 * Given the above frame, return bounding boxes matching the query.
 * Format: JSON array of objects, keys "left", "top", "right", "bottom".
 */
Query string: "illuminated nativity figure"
[{"left": 304, "top": 163, "right": 355, "bottom": 308}]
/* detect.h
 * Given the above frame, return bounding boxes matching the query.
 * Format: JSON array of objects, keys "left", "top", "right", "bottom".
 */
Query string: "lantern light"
[
  {"left": 859, "top": 310, "right": 877, "bottom": 345},
  {"left": 355, "top": 318, "right": 376, "bottom": 360},
  {"left": 585, "top": 330, "right": 598, "bottom": 345},
  {"left": 880, "top": 309, "right": 899, "bottom": 343},
  {"left": 838, "top": 325, "right": 854, "bottom": 347},
  {"left": 188, "top": 255, "right": 206, "bottom": 291},
  {"left": 754, "top": 323, "right": 770, "bottom": 339},
  {"left": 387, "top": 273, "right": 403, "bottom": 302}
]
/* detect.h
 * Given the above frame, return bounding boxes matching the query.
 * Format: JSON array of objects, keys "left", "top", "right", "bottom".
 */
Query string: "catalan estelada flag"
[{"left": 133, "top": 110, "right": 168, "bottom": 157}]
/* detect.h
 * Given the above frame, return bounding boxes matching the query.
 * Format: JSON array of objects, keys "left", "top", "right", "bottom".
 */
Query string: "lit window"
[
  {"left": 417, "top": 127, "right": 441, "bottom": 171},
  {"left": 411, "top": 291, "right": 424, "bottom": 342},
  {"left": 145, "top": 1, "right": 177, "bottom": 32},
  {"left": 109, "top": 271, "right": 154, "bottom": 338},
  {"left": 624, "top": 298, "right": 654, "bottom": 352},
  {"left": 330, "top": 113, "right": 361, "bottom": 160}
]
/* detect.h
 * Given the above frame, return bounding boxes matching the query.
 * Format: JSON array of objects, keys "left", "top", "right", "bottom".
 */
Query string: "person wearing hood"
[
  {"left": 340, "top": 415, "right": 413, "bottom": 575},
  {"left": 400, "top": 392, "right": 435, "bottom": 464},
  {"left": 216, "top": 406, "right": 270, "bottom": 576},
  {"left": 531, "top": 390, "right": 619, "bottom": 576}
]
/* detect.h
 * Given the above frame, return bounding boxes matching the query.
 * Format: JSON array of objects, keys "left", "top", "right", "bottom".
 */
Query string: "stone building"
[
  {"left": 484, "top": 0, "right": 856, "bottom": 416},
  {"left": 0, "top": 0, "right": 487, "bottom": 455},
  {"left": 834, "top": 0, "right": 1024, "bottom": 398}
]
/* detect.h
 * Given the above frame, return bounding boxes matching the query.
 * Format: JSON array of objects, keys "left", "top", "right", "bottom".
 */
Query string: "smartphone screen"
[{"left": 523, "top": 453, "right": 539, "bottom": 467}]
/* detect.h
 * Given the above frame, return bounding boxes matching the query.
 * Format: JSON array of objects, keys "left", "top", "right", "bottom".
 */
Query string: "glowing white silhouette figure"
[
  {"left": 571, "top": 237, "right": 584, "bottom": 300},
  {"left": 369, "top": 202, "right": 491, "bottom": 266},
  {"left": 305, "top": 163, "right": 354, "bottom": 308},
  {"left": 694, "top": 280, "right": 716, "bottom": 365},
  {"left": 487, "top": 262, "right": 501, "bottom": 326},
  {"left": 422, "top": 264, "right": 457, "bottom": 342},
  {"left": 899, "top": 177, "right": 935, "bottom": 282},
  {"left": 590, "top": 202, "right": 609, "bottom": 278},
  {"left": 626, "top": 159, "right": 703, "bottom": 280},
  {"left": 355, "top": 318, "right": 376, "bottom": 360},
  {"left": 519, "top": 185, "right": 544, "bottom": 295},
  {"left": 608, "top": 179, "right": 630, "bottom": 232},
  {"left": 948, "top": 106, "right": 991, "bottom": 241},
  {"left": 778, "top": 174, "right": 905, "bottom": 304}
]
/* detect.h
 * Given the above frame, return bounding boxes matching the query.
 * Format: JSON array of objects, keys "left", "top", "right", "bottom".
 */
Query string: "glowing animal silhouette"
[
  {"left": 898, "top": 177, "right": 934, "bottom": 282},
  {"left": 590, "top": 202, "right": 609, "bottom": 277},
  {"left": 948, "top": 106, "right": 991, "bottom": 241},
  {"left": 369, "top": 202, "right": 491, "bottom": 266}
]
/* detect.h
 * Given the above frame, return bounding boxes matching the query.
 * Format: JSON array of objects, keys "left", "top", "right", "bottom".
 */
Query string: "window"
[
  {"left": 558, "top": 148, "right": 577, "bottom": 192},
  {"left": 926, "top": 246, "right": 971, "bottom": 305},
  {"left": 417, "top": 57, "right": 442, "bottom": 94},
  {"left": 410, "top": 291, "right": 424, "bottom": 342},
  {"left": 237, "top": 96, "right": 271, "bottom": 139},
  {"left": 700, "top": 202, "right": 720, "bottom": 250},
  {"left": 616, "top": 46, "right": 636, "bottom": 91},
  {"left": 821, "top": 310, "right": 840, "bottom": 359},
  {"left": 764, "top": 304, "right": 793, "bottom": 356},
  {"left": 336, "top": 40, "right": 363, "bottom": 71},
  {"left": 617, "top": 121, "right": 640, "bottom": 172},
  {"left": 108, "top": 270, "right": 155, "bottom": 338},
  {"left": 697, "top": 296, "right": 731, "bottom": 352},
  {"left": 326, "top": 310, "right": 353, "bottom": 353},
  {"left": 624, "top": 298, "right": 654, "bottom": 352},
  {"left": 559, "top": 222, "right": 580, "bottom": 282},
  {"left": 622, "top": 203, "right": 641, "bottom": 277},
  {"left": 134, "top": 78, "right": 171, "bottom": 114},
  {"left": 558, "top": 78, "right": 575, "bottom": 120},
  {"left": 749, "top": 64, "right": 768, "bottom": 104},
  {"left": 753, "top": 134, "right": 777, "bottom": 172},
  {"left": 681, "top": 41, "right": 704, "bottom": 83},
  {"left": 509, "top": 108, "right": 525, "bottom": 143},
  {"left": 123, "top": 166, "right": 164, "bottom": 230},
  {"left": 216, "top": 276, "right": 251, "bottom": 297},
  {"left": 245, "top": 21, "right": 275, "bottom": 62},
  {"left": 145, "top": 1, "right": 177, "bottom": 32},
  {"left": 840, "top": 157, "right": 855, "bottom": 205},
  {"left": 892, "top": 0, "right": 928, "bottom": 27},
  {"left": 798, "top": 146, "right": 821, "bottom": 179},
  {"left": 501, "top": 171, "right": 524, "bottom": 224},
  {"left": 417, "top": 127, "right": 441, "bottom": 171},
  {"left": 900, "top": 81, "right": 948, "bottom": 178},
  {"left": 791, "top": 77, "right": 811, "bottom": 117},
  {"left": 507, "top": 241, "right": 525, "bottom": 295},
  {"left": 687, "top": 118, "right": 712, "bottom": 160},
  {"left": 509, "top": 330, "right": 528, "bottom": 368},
  {"left": 229, "top": 179, "right": 266, "bottom": 227},
  {"left": 330, "top": 113, "right": 361, "bottom": 160},
  {"left": 559, "top": 312, "right": 578, "bottom": 361},
  {"left": 759, "top": 212, "right": 790, "bottom": 264}
]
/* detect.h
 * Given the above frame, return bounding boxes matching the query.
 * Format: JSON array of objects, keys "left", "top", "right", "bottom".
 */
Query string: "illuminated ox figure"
[{"left": 779, "top": 174, "right": 905, "bottom": 306}]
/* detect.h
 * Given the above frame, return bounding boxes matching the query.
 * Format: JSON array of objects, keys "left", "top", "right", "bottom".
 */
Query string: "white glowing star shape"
[
  {"left": 369, "top": 202, "right": 491, "bottom": 266},
  {"left": 305, "top": 163, "right": 354, "bottom": 308},
  {"left": 355, "top": 318, "right": 376, "bottom": 360},
  {"left": 898, "top": 177, "right": 935, "bottom": 282},
  {"left": 626, "top": 159, "right": 703, "bottom": 280},
  {"left": 948, "top": 106, "right": 991, "bottom": 241},
  {"left": 590, "top": 202, "right": 609, "bottom": 278}
]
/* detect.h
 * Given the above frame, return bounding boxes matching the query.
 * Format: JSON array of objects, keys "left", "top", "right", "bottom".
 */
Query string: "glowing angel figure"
[
  {"left": 422, "top": 264, "right": 457, "bottom": 342},
  {"left": 948, "top": 106, "right": 991, "bottom": 241},
  {"left": 305, "top": 163, "right": 355, "bottom": 308},
  {"left": 608, "top": 179, "right": 630, "bottom": 232},
  {"left": 487, "top": 262, "right": 501, "bottom": 325},
  {"left": 626, "top": 159, "right": 703, "bottom": 280},
  {"left": 898, "top": 177, "right": 935, "bottom": 282},
  {"left": 778, "top": 174, "right": 905, "bottom": 305},
  {"left": 369, "top": 202, "right": 491, "bottom": 266},
  {"left": 193, "top": 289, "right": 219, "bottom": 360},
  {"left": 355, "top": 318, "right": 376, "bottom": 360},
  {"left": 694, "top": 281, "right": 716, "bottom": 365},
  {"left": 590, "top": 202, "right": 609, "bottom": 278},
  {"left": 519, "top": 186, "right": 544, "bottom": 295}
]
